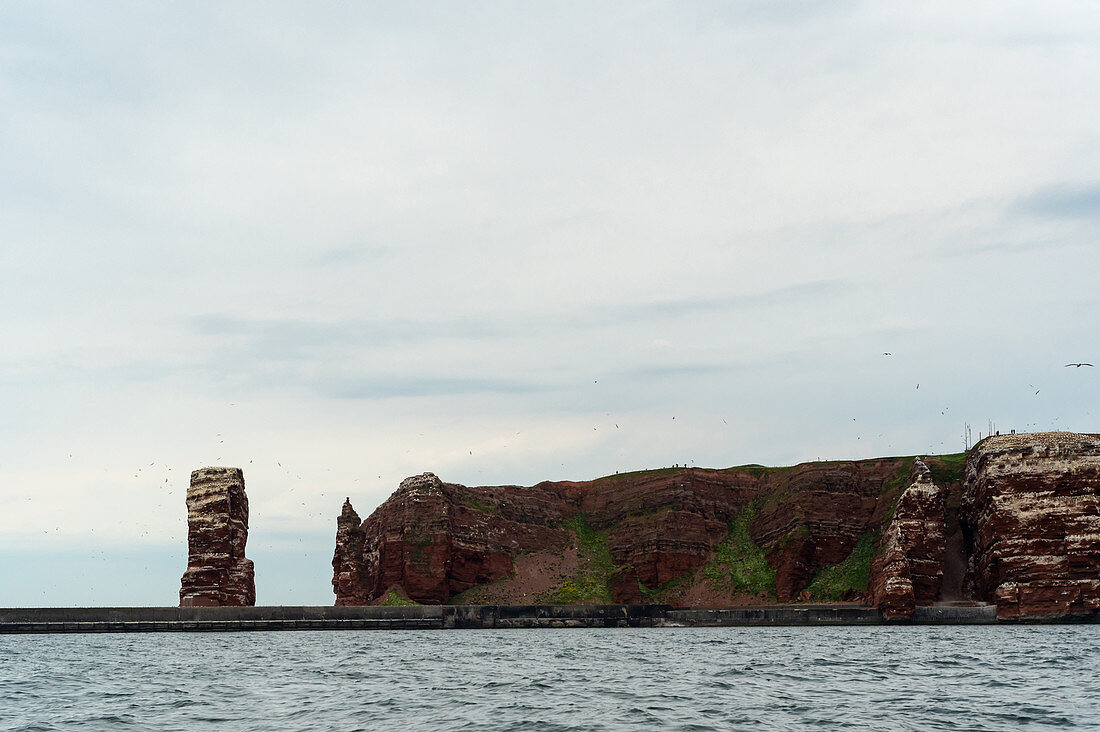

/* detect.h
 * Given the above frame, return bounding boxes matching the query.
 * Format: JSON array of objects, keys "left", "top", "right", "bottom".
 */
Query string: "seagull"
[
  {"left": 1065, "top": 363, "right": 1094, "bottom": 367},
  {"left": 883, "top": 352, "right": 892, "bottom": 356}
]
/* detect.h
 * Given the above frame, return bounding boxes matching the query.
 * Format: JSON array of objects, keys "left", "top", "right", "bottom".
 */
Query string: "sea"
[{"left": 1, "top": 625, "right": 1098, "bottom": 730}]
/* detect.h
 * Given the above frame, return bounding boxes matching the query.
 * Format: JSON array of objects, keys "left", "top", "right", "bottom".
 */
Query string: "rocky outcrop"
[
  {"left": 750, "top": 459, "right": 907, "bottom": 602},
  {"left": 961, "top": 432, "right": 1100, "bottom": 620},
  {"left": 332, "top": 498, "right": 368, "bottom": 606},
  {"left": 334, "top": 460, "right": 915, "bottom": 607},
  {"left": 332, "top": 432, "right": 1099, "bottom": 619},
  {"left": 180, "top": 467, "right": 255, "bottom": 607},
  {"left": 869, "top": 459, "right": 946, "bottom": 619},
  {"left": 338, "top": 473, "right": 573, "bottom": 604}
]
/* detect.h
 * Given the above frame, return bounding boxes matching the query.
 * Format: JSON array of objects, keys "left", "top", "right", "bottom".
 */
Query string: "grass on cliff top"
[
  {"left": 700, "top": 504, "right": 777, "bottom": 598},
  {"left": 594, "top": 467, "right": 681, "bottom": 483},
  {"left": 380, "top": 589, "right": 421, "bottom": 607},
  {"left": 540, "top": 514, "right": 617, "bottom": 604},
  {"left": 801, "top": 532, "right": 876, "bottom": 602},
  {"left": 925, "top": 452, "right": 967, "bottom": 485}
]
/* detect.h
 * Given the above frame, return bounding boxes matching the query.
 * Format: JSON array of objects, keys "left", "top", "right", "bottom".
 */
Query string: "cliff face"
[
  {"left": 868, "top": 459, "right": 946, "bottom": 619},
  {"left": 961, "top": 433, "right": 1100, "bottom": 620},
  {"left": 333, "top": 458, "right": 916, "bottom": 607},
  {"left": 180, "top": 467, "right": 255, "bottom": 607},
  {"left": 333, "top": 473, "right": 575, "bottom": 604},
  {"left": 332, "top": 432, "right": 1098, "bottom": 620},
  {"left": 332, "top": 499, "right": 368, "bottom": 606}
]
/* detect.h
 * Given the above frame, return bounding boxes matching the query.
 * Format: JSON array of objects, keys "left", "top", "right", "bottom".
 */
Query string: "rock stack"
[
  {"left": 179, "top": 467, "right": 256, "bottom": 607},
  {"left": 331, "top": 498, "right": 369, "bottom": 606},
  {"left": 868, "top": 458, "right": 946, "bottom": 619}
]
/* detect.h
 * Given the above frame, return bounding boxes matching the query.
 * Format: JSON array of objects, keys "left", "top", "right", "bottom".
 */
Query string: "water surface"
[{"left": 2, "top": 626, "right": 1097, "bottom": 730}]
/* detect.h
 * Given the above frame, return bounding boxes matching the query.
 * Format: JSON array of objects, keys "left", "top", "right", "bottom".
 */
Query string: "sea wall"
[{"left": 1, "top": 603, "right": 1011, "bottom": 633}]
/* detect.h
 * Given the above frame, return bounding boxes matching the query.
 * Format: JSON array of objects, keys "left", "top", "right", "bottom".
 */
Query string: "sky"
[{"left": 1, "top": 1, "right": 1098, "bottom": 607}]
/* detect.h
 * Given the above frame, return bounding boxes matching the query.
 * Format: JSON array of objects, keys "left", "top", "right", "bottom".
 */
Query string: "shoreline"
[{"left": 0, "top": 603, "right": 1062, "bottom": 633}]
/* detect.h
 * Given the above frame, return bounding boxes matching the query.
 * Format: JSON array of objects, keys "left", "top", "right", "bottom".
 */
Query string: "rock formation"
[
  {"left": 332, "top": 498, "right": 369, "bottom": 605},
  {"left": 331, "top": 431, "right": 1099, "bottom": 620},
  {"left": 180, "top": 467, "right": 255, "bottom": 607},
  {"left": 334, "top": 473, "right": 572, "bottom": 604},
  {"left": 333, "top": 459, "right": 917, "bottom": 607},
  {"left": 868, "top": 458, "right": 946, "bottom": 619},
  {"left": 961, "top": 432, "right": 1100, "bottom": 620}
]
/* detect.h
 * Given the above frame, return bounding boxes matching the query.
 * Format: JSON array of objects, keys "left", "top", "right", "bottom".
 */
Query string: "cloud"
[
  {"left": 192, "top": 278, "right": 848, "bottom": 352},
  {"left": 322, "top": 375, "right": 545, "bottom": 400},
  {"left": 1014, "top": 181, "right": 1100, "bottom": 220}
]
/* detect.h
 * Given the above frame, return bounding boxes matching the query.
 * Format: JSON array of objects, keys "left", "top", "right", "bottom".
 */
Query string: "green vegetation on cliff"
[
  {"left": 701, "top": 505, "right": 776, "bottom": 598},
  {"left": 380, "top": 589, "right": 421, "bottom": 606},
  {"left": 540, "top": 514, "right": 617, "bottom": 604},
  {"left": 802, "top": 531, "right": 876, "bottom": 601},
  {"left": 926, "top": 451, "right": 967, "bottom": 486}
]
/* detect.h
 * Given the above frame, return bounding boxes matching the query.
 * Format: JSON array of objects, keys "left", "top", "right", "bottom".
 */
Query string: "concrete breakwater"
[{"left": 0, "top": 604, "right": 1008, "bottom": 634}]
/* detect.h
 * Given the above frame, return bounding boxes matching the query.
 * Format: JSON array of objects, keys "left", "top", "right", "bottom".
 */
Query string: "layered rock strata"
[
  {"left": 868, "top": 459, "right": 946, "bottom": 619},
  {"left": 332, "top": 499, "right": 369, "bottom": 606},
  {"left": 333, "top": 432, "right": 1099, "bottom": 620},
  {"left": 961, "top": 432, "right": 1100, "bottom": 620},
  {"left": 180, "top": 467, "right": 255, "bottom": 607},
  {"left": 334, "top": 459, "right": 914, "bottom": 607}
]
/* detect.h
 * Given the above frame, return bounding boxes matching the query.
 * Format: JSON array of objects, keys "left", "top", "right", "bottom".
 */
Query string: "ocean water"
[{"left": 1, "top": 626, "right": 1098, "bottom": 731}]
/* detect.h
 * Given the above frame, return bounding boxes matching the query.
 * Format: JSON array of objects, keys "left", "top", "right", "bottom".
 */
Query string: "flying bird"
[
  {"left": 1065, "top": 363, "right": 1094, "bottom": 367},
  {"left": 883, "top": 352, "right": 892, "bottom": 356}
]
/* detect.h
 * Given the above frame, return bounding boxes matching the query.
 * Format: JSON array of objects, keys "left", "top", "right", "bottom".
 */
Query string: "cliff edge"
[{"left": 332, "top": 432, "right": 1099, "bottom": 621}]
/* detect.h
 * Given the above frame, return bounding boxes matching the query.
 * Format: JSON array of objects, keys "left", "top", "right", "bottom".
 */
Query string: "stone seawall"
[{"left": 0, "top": 603, "right": 1052, "bottom": 633}]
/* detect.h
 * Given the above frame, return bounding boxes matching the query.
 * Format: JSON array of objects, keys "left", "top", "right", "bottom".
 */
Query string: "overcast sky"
[{"left": 2, "top": 1, "right": 1098, "bottom": 606}]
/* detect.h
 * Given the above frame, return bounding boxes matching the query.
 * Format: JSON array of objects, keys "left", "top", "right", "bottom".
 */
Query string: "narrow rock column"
[
  {"left": 332, "top": 498, "right": 368, "bottom": 605},
  {"left": 179, "top": 467, "right": 256, "bottom": 606},
  {"left": 869, "top": 458, "right": 946, "bottom": 619}
]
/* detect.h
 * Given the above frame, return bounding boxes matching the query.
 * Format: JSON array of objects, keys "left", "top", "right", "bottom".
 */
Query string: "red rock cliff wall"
[
  {"left": 180, "top": 467, "right": 255, "bottom": 607},
  {"left": 961, "top": 432, "right": 1100, "bottom": 620},
  {"left": 334, "top": 460, "right": 912, "bottom": 606},
  {"left": 868, "top": 459, "right": 946, "bottom": 619}
]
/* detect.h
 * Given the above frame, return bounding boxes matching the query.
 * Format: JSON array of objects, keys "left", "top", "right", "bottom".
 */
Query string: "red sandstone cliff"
[
  {"left": 961, "top": 432, "right": 1100, "bottom": 620},
  {"left": 333, "top": 459, "right": 915, "bottom": 607},
  {"left": 332, "top": 432, "right": 1099, "bottom": 621},
  {"left": 868, "top": 458, "right": 946, "bottom": 619},
  {"left": 180, "top": 467, "right": 255, "bottom": 607}
]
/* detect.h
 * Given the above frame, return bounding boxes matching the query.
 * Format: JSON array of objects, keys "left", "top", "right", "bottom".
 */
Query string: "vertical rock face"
[
  {"left": 332, "top": 498, "right": 368, "bottom": 606},
  {"left": 338, "top": 473, "right": 571, "bottom": 604},
  {"left": 750, "top": 460, "right": 900, "bottom": 602},
  {"left": 332, "top": 436, "right": 1099, "bottom": 615},
  {"left": 961, "top": 432, "right": 1100, "bottom": 620},
  {"left": 869, "top": 459, "right": 946, "bottom": 619},
  {"left": 332, "top": 461, "right": 915, "bottom": 606},
  {"left": 180, "top": 467, "right": 255, "bottom": 607}
]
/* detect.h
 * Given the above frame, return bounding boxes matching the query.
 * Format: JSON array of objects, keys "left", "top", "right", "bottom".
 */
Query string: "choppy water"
[{"left": 1, "top": 626, "right": 1098, "bottom": 730}]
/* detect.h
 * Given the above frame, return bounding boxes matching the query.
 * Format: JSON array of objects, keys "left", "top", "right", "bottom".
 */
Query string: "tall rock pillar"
[
  {"left": 868, "top": 458, "right": 946, "bottom": 619},
  {"left": 180, "top": 466, "right": 256, "bottom": 606}
]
